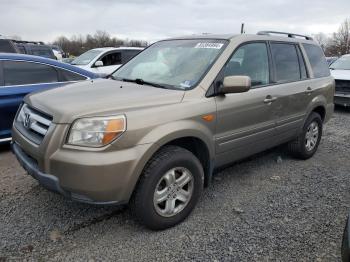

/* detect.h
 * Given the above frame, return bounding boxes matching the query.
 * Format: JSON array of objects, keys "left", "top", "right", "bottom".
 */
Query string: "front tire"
[
  {"left": 130, "top": 146, "right": 204, "bottom": 230},
  {"left": 288, "top": 112, "right": 323, "bottom": 159}
]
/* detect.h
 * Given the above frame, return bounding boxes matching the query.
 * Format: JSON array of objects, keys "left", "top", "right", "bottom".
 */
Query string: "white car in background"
[
  {"left": 71, "top": 47, "right": 144, "bottom": 75},
  {"left": 49, "top": 45, "right": 65, "bottom": 61},
  {"left": 52, "top": 49, "right": 63, "bottom": 61},
  {"left": 330, "top": 54, "right": 350, "bottom": 107}
]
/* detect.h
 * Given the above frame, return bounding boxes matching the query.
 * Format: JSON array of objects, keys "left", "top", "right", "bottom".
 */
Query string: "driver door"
[
  {"left": 94, "top": 51, "right": 122, "bottom": 74},
  {"left": 214, "top": 42, "right": 279, "bottom": 166}
]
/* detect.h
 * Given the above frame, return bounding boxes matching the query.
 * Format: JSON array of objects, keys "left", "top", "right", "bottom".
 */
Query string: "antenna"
[{"left": 241, "top": 23, "right": 245, "bottom": 34}]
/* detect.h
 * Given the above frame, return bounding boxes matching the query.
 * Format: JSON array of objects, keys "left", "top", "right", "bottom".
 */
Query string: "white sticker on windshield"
[
  {"left": 195, "top": 42, "right": 224, "bottom": 49},
  {"left": 180, "top": 80, "right": 192, "bottom": 88}
]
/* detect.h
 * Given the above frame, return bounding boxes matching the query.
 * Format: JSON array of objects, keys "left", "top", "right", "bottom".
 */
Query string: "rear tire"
[
  {"left": 288, "top": 112, "right": 322, "bottom": 160},
  {"left": 130, "top": 145, "right": 204, "bottom": 230}
]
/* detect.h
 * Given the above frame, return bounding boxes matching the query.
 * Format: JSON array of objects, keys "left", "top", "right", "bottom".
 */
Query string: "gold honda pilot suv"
[{"left": 12, "top": 31, "right": 334, "bottom": 230}]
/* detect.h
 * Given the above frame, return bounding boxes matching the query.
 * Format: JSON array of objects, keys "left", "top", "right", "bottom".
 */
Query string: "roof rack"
[
  {"left": 11, "top": 40, "right": 45, "bottom": 45},
  {"left": 257, "top": 31, "right": 313, "bottom": 40}
]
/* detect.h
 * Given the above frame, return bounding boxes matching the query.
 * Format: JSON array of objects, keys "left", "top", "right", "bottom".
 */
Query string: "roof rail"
[
  {"left": 257, "top": 31, "right": 313, "bottom": 40},
  {"left": 11, "top": 40, "right": 45, "bottom": 45}
]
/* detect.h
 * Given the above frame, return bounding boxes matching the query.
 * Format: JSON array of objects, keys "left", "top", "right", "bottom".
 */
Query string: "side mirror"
[
  {"left": 94, "top": 61, "right": 104, "bottom": 67},
  {"left": 221, "top": 75, "right": 251, "bottom": 94}
]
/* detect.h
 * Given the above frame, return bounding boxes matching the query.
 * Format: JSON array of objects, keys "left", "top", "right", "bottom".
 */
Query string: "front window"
[
  {"left": 71, "top": 49, "right": 103, "bottom": 65},
  {"left": 112, "top": 39, "right": 228, "bottom": 90},
  {"left": 330, "top": 56, "right": 350, "bottom": 70},
  {"left": 224, "top": 42, "right": 269, "bottom": 87}
]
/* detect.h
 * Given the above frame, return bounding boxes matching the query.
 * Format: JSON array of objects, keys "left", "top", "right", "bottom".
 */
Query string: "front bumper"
[
  {"left": 12, "top": 142, "right": 69, "bottom": 198},
  {"left": 12, "top": 124, "right": 154, "bottom": 205},
  {"left": 335, "top": 93, "right": 350, "bottom": 107}
]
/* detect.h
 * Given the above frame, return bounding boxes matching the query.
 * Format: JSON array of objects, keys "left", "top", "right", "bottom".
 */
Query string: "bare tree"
[
  {"left": 52, "top": 30, "right": 148, "bottom": 56},
  {"left": 312, "top": 32, "right": 329, "bottom": 51},
  {"left": 326, "top": 19, "right": 350, "bottom": 56},
  {"left": 94, "top": 30, "right": 111, "bottom": 47}
]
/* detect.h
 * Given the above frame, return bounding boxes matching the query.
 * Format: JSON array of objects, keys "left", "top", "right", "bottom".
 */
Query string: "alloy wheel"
[
  {"left": 305, "top": 121, "right": 319, "bottom": 151},
  {"left": 153, "top": 167, "right": 194, "bottom": 217}
]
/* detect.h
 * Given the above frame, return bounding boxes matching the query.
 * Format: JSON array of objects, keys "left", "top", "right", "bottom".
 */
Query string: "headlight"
[{"left": 67, "top": 115, "right": 126, "bottom": 147}]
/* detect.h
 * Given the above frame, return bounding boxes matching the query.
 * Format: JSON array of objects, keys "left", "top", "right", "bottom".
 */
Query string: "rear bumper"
[{"left": 335, "top": 93, "right": 350, "bottom": 107}]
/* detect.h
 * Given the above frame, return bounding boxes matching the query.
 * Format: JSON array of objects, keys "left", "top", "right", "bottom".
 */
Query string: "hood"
[
  {"left": 25, "top": 79, "right": 185, "bottom": 124},
  {"left": 331, "top": 69, "right": 350, "bottom": 81}
]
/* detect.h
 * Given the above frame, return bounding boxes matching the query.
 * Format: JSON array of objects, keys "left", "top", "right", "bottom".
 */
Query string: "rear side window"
[
  {"left": 224, "top": 42, "right": 270, "bottom": 87},
  {"left": 3, "top": 61, "right": 58, "bottom": 86},
  {"left": 100, "top": 52, "right": 122, "bottom": 66},
  {"left": 302, "top": 44, "right": 330, "bottom": 78},
  {"left": 0, "top": 40, "right": 17, "bottom": 53},
  {"left": 57, "top": 68, "right": 87, "bottom": 81},
  {"left": 270, "top": 43, "right": 301, "bottom": 82},
  {"left": 30, "top": 48, "right": 54, "bottom": 59},
  {"left": 16, "top": 44, "right": 26, "bottom": 54},
  {"left": 121, "top": 50, "right": 141, "bottom": 64}
]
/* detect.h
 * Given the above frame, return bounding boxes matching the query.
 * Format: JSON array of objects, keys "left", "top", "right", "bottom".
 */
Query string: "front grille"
[
  {"left": 15, "top": 104, "right": 52, "bottom": 144},
  {"left": 335, "top": 80, "right": 350, "bottom": 93}
]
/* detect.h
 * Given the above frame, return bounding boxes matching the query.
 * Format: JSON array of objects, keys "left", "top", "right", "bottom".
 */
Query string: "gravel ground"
[{"left": 0, "top": 107, "right": 349, "bottom": 261}]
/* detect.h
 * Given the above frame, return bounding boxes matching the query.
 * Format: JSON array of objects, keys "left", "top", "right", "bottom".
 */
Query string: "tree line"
[
  {"left": 313, "top": 18, "right": 350, "bottom": 56},
  {"left": 52, "top": 19, "right": 350, "bottom": 58},
  {"left": 52, "top": 30, "right": 148, "bottom": 56}
]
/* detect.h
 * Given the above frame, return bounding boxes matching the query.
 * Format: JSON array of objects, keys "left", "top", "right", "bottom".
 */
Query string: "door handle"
[
  {"left": 305, "top": 87, "right": 313, "bottom": 95},
  {"left": 264, "top": 96, "right": 277, "bottom": 104}
]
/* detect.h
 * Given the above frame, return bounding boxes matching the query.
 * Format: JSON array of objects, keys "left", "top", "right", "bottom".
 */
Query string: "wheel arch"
[
  {"left": 303, "top": 95, "right": 327, "bottom": 128},
  {"left": 128, "top": 132, "right": 214, "bottom": 202},
  {"left": 312, "top": 105, "right": 326, "bottom": 122}
]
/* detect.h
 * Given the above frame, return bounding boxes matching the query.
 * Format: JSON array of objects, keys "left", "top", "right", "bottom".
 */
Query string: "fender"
[
  {"left": 124, "top": 120, "right": 216, "bottom": 199},
  {"left": 301, "top": 94, "right": 327, "bottom": 130},
  {"left": 137, "top": 119, "right": 215, "bottom": 157}
]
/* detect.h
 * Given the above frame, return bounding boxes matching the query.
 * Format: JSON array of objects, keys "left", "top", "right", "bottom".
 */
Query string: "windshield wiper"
[
  {"left": 120, "top": 78, "right": 170, "bottom": 89},
  {"left": 106, "top": 74, "right": 117, "bottom": 80}
]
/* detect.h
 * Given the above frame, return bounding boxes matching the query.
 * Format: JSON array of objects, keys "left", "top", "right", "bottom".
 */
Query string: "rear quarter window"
[
  {"left": 302, "top": 44, "right": 330, "bottom": 78},
  {"left": 57, "top": 68, "right": 87, "bottom": 81}
]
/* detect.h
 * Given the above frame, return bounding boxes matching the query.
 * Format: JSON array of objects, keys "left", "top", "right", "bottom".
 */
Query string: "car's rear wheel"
[
  {"left": 130, "top": 145, "right": 204, "bottom": 230},
  {"left": 288, "top": 112, "right": 322, "bottom": 159}
]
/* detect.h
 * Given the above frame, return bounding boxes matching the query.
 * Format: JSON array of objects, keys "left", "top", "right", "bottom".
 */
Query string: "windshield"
[
  {"left": 71, "top": 49, "right": 103, "bottom": 65},
  {"left": 112, "top": 39, "right": 227, "bottom": 90},
  {"left": 330, "top": 56, "right": 350, "bottom": 70}
]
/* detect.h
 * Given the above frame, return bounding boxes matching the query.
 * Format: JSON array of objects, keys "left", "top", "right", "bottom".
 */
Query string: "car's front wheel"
[{"left": 130, "top": 145, "right": 204, "bottom": 230}]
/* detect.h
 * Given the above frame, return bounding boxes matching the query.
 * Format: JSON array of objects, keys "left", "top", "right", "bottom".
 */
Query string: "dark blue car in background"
[{"left": 0, "top": 53, "right": 98, "bottom": 143}]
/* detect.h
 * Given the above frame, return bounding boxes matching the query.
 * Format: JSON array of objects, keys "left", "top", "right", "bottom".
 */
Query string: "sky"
[{"left": 0, "top": 0, "right": 349, "bottom": 43}]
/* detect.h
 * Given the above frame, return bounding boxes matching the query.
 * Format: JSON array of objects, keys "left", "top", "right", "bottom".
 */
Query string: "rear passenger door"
[
  {"left": 0, "top": 61, "right": 61, "bottom": 139},
  {"left": 268, "top": 42, "right": 311, "bottom": 142}
]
